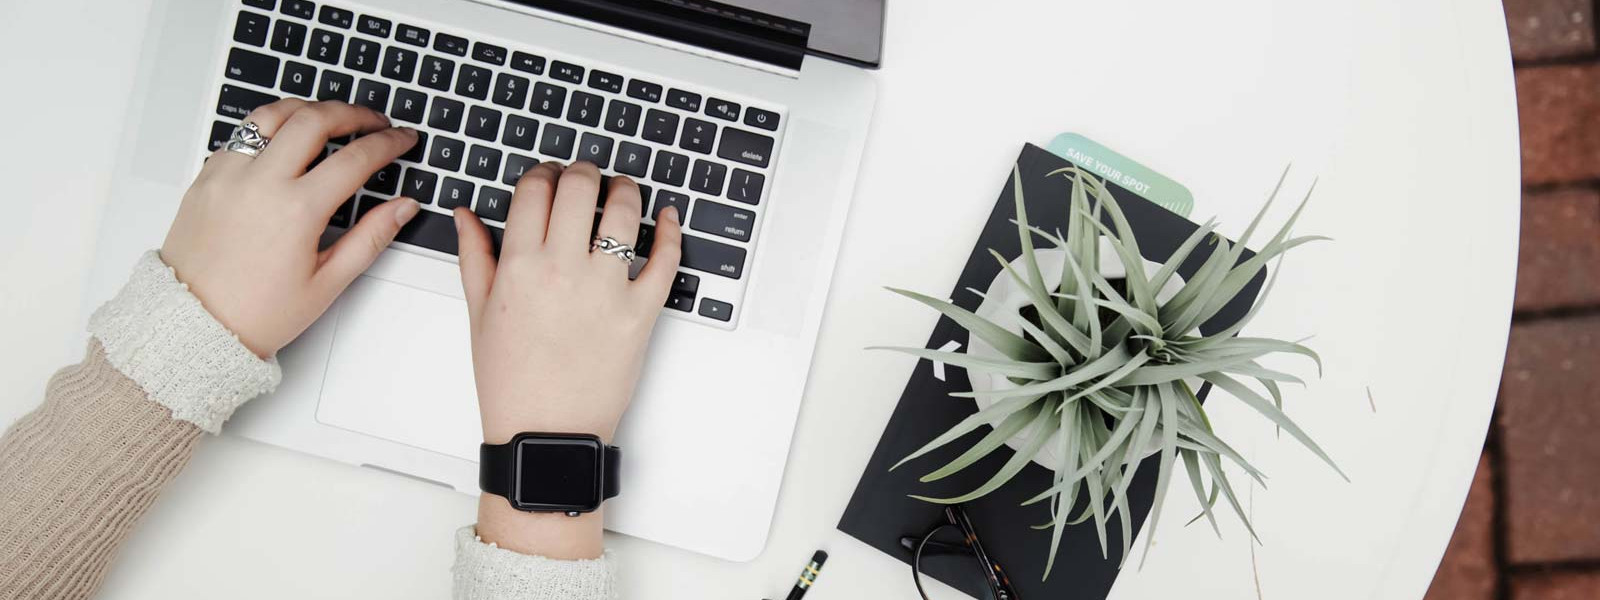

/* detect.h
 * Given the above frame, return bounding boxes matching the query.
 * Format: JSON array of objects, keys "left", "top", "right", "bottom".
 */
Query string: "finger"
[
  {"left": 300, "top": 126, "right": 418, "bottom": 208},
  {"left": 592, "top": 176, "right": 644, "bottom": 267},
  {"left": 257, "top": 102, "right": 392, "bottom": 178},
  {"left": 546, "top": 161, "right": 603, "bottom": 252},
  {"left": 501, "top": 162, "right": 560, "bottom": 257},
  {"left": 453, "top": 207, "right": 498, "bottom": 325},
  {"left": 634, "top": 206, "right": 683, "bottom": 299},
  {"left": 206, "top": 98, "right": 310, "bottom": 172},
  {"left": 314, "top": 197, "right": 421, "bottom": 295}
]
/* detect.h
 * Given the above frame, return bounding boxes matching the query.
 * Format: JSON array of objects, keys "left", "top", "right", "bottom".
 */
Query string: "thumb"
[{"left": 316, "top": 197, "right": 420, "bottom": 294}]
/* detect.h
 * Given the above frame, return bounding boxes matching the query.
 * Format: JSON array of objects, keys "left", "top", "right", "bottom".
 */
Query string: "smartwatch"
[{"left": 479, "top": 432, "right": 620, "bottom": 516}]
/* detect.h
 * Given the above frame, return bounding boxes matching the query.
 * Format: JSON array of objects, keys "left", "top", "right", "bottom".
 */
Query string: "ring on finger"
[
  {"left": 223, "top": 121, "right": 271, "bottom": 158},
  {"left": 591, "top": 236, "right": 636, "bottom": 265}
]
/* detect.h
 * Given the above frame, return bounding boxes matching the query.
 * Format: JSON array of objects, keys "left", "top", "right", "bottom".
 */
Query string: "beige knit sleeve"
[{"left": 0, "top": 341, "right": 203, "bottom": 600}]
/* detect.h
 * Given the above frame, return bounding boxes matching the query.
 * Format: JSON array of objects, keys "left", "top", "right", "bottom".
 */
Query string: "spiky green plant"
[{"left": 874, "top": 165, "right": 1345, "bottom": 577}]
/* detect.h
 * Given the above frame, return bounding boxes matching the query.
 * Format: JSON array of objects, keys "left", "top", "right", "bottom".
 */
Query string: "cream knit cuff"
[
  {"left": 87, "top": 251, "right": 281, "bottom": 434},
  {"left": 452, "top": 526, "right": 618, "bottom": 600}
]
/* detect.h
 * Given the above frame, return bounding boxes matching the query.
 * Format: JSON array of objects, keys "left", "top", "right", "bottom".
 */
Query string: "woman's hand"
[
  {"left": 454, "top": 161, "right": 682, "bottom": 559},
  {"left": 160, "top": 99, "right": 421, "bottom": 357}
]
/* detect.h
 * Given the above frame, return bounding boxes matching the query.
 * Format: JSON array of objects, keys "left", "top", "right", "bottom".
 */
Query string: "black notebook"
[{"left": 838, "top": 143, "right": 1266, "bottom": 598}]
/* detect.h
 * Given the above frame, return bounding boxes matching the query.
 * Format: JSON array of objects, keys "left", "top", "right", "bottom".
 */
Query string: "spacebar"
[{"left": 395, "top": 209, "right": 458, "bottom": 255}]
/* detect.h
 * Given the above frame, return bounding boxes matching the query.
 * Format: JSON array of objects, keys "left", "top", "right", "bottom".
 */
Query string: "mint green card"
[{"left": 1045, "top": 133, "right": 1194, "bottom": 218}]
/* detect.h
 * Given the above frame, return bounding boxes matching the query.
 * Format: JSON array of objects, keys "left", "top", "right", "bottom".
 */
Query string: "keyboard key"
[
  {"left": 306, "top": 29, "right": 343, "bottom": 65},
  {"left": 642, "top": 109, "right": 678, "bottom": 145},
  {"left": 400, "top": 131, "right": 427, "bottom": 162},
  {"left": 280, "top": 61, "right": 316, "bottom": 96},
  {"left": 434, "top": 33, "right": 469, "bottom": 56},
  {"left": 390, "top": 87, "right": 427, "bottom": 123},
  {"left": 428, "top": 136, "right": 465, "bottom": 171},
  {"left": 344, "top": 37, "right": 381, "bottom": 73},
  {"left": 456, "top": 64, "right": 491, "bottom": 100},
  {"left": 418, "top": 55, "right": 453, "bottom": 91},
  {"left": 476, "top": 186, "right": 512, "bottom": 221},
  {"left": 330, "top": 197, "right": 354, "bottom": 228},
  {"left": 501, "top": 153, "right": 538, "bottom": 186},
  {"left": 576, "top": 133, "right": 614, "bottom": 168},
  {"left": 357, "top": 14, "right": 391, "bottom": 37},
  {"left": 472, "top": 42, "right": 507, "bottom": 65},
  {"left": 744, "top": 107, "right": 779, "bottom": 131},
  {"left": 652, "top": 190, "right": 689, "bottom": 221},
  {"left": 679, "top": 118, "right": 716, "bottom": 154},
  {"left": 635, "top": 222, "right": 655, "bottom": 255},
  {"left": 717, "top": 128, "right": 774, "bottom": 168},
  {"left": 681, "top": 235, "right": 746, "bottom": 279},
  {"left": 244, "top": 0, "right": 275, "bottom": 9},
  {"left": 465, "top": 106, "right": 502, "bottom": 142},
  {"left": 603, "top": 100, "right": 642, "bottom": 136},
  {"left": 511, "top": 51, "right": 546, "bottom": 75},
  {"left": 727, "top": 169, "right": 764, "bottom": 204},
  {"left": 665, "top": 292, "right": 694, "bottom": 312},
  {"left": 208, "top": 120, "right": 235, "bottom": 152},
  {"left": 395, "top": 207, "right": 459, "bottom": 254},
  {"left": 427, "top": 97, "right": 465, "bottom": 132},
  {"left": 698, "top": 298, "right": 732, "bottom": 321},
  {"left": 396, "top": 23, "right": 429, "bottom": 47},
  {"left": 402, "top": 167, "right": 438, "bottom": 204},
  {"left": 705, "top": 97, "right": 739, "bottom": 121},
  {"left": 650, "top": 150, "right": 688, "bottom": 187},
  {"left": 672, "top": 272, "right": 699, "bottom": 295},
  {"left": 588, "top": 70, "right": 623, "bottom": 93},
  {"left": 689, "top": 160, "right": 727, "bottom": 196},
  {"left": 531, "top": 82, "right": 566, "bottom": 117},
  {"left": 439, "top": 177, "right": 474, "bottom": 209},
  {"left": 365, "top": 162, "right": 401, "bottom": 195},
  {"left": 627, "top": 80, "right": 663, "bottom": 104},
  {"left": 466, "top": 145, "right": 502, "bottom": 180},
  {"left": 615, "top": 142, "right": 650, "bottom": 178},
  {"left": 234, "top": 11, "right": 271, "bottom": 47},
  {"left": 280, "top": 0, "right": 315, "bottom": 20},
  {"left": 539, "top": 123, "right": 576, "bottom": 159},
  {"left": 502, "top": 115, "right": 538, "bottom": 151},
  {"left": 381, "top": 46, "right": 418, "bottom": 82},
  {"left": 666, "top": 88, "right": 701, "bottom": 112},
  {"left": 492, "top": 73, "right": 530, "bottom": 109},
  {"left": 638, "top": 184, "right": 654, "bottom": 205},
  {"left": 690, "top": 200, "right": 754, "bottom": 242},
  {"left": 270, "top": 20, "right": 307, "bottom": 55},
  {"left": 355, "top": 193, "right": 381, "bottom": 221},
  {"left": 567, "top": 91, "right": 603, "bottom": 127},
  {"left": 550, "top": 60, "right": 584, "bottom": 84},
  {"left": 353, "top": 79, "right": 389, "bottom": 112},
  {"left": 318, "top": 5, "right": 352, "bottom": 28},
  {"left": 316, "top": 70, "right": 353, "bottom": 102},
  {"left": 225, "top": 48, "right": 279, "bottom": 87}
]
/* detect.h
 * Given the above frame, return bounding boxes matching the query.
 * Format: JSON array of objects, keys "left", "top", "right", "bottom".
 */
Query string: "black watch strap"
[{"left": 479, "top": 437, "right": 621, "bottom": 505}]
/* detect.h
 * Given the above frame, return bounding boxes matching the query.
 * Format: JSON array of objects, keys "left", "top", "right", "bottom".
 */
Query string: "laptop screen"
[{"left": 720, "top": 0, "right": 885, "bottom": 66}]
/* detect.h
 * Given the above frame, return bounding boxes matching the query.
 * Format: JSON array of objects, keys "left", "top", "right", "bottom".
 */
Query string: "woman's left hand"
[{"left": 160, "top": 99, "right": 421, "bottom": 358}]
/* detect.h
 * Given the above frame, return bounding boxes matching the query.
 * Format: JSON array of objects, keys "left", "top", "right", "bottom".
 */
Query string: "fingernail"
[
  {"left": 663, "top": 206, "right": 681, "bottom": 224},
  {"left": 394, "top": 198, "right": 420, "bottom": 226}
]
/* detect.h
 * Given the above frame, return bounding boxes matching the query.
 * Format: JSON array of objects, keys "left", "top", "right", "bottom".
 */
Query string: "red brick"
[
  {"left": 1505, "top": 0, "right": 1597, "bottom": 61},
  {"left": 1518, "top": 65, "right": 1600, "bottom": 185},
  {"left": 1499, "top": 316, "right": 1600, "bottom": 563},
  {"left": 1516, "top": 188, "right": 1600, "bottom": 311},
  {"left": 1423, "top": 453, "right": 1498, "bottom": 600},
  {"left": 1513, "top": 571, "right": 1600, "bottom": 600}
]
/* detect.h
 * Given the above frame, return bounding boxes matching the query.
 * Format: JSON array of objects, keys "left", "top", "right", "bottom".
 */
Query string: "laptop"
[{"left": 85, "top": 0, "right": 880, "bottom": 562}]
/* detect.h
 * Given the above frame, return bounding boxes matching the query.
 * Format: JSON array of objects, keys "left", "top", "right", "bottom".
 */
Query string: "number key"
[
  {"left": 307, "top": 29, "right": 343, "bottom": 65},
  {"left": 456, "top": 64, "right": 491, "bottom": 100},
  {"left": 381, "top": 46, "right": 418, "bottom": 82},
  {"left": 531, "top": 82, "right": 567, "bottom": 117},
  {"left": 566, "top": 91, "right": 603, "bottom": 127}
]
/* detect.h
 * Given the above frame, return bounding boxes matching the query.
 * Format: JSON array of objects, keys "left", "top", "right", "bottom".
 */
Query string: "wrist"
[{"left": 478, "top": 405, "right": 620, "bottom": 444}]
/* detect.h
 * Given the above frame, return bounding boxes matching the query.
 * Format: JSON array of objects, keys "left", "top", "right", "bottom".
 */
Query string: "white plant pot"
[{"left": 966, "top": 240, "right": 1189, "bottom": 471}]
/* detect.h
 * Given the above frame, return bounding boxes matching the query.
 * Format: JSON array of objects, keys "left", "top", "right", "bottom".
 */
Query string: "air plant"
[{"left": 875, "top": 165, "right": 1345, "bottom": 577}]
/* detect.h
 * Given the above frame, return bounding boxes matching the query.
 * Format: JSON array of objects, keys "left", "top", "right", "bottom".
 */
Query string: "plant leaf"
[
  {"left": 919, "top": 402, "right": 1042, "bottom": 482},
  {"left": 1201, "top": 371, "right": 1348, "bottom": 481},
  {"left": 869, "top": 346, "right": 1060, "bottom": 380},
  {"left": 892, "top": 392, "right": 1045, "bottom": 471},
  {"left": 888, "top": 287, "right": 1048, "bottom": 362},
  {"left": 910, "top": 399, "right": 1059, "bottom": 504}
]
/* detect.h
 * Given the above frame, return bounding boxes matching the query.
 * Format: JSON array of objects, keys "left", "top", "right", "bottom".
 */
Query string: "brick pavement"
[{"left": 1422, "top": 1, "right": 1600, "bottom": 598}]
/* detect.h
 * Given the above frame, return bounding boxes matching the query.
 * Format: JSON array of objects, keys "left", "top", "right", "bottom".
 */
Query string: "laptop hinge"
[{"left": 485, "top": 0, "right": 810, "bottom": 74}]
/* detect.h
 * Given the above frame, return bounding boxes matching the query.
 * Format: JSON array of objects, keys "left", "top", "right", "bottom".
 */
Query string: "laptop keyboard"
[{"left": 208, "top": 0, "right": 787, "bottom": 329}]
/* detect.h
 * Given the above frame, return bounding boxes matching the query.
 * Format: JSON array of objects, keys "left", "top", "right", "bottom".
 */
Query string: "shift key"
[
  {"left": 690, "top": 200, "right": 755, "bottom": 243},
  {"left": 681, "top": 234, "right": 746, "bottom": 279}
]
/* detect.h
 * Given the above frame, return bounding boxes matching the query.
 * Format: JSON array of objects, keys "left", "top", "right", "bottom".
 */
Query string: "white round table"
[{"left": 0, "top": 0, "right": 1517, "bottom": 598}]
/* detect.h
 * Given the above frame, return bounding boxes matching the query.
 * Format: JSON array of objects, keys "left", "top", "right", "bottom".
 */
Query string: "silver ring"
[
  {"left": 224, "top": 121, "right": 270, "bottom": 158},
  {"left": 591, "top": 236, "right": 636, "bottom": 265}
]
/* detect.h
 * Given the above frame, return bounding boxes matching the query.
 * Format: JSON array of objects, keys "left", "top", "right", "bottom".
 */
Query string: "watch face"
[{"left": 514, "top": 436, "right": 603, "bottom": 511}]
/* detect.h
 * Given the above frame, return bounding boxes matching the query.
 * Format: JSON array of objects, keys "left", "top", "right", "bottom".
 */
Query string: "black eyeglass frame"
[{"left": 898, "top": 505, "right": 1019, "bottom": 600}]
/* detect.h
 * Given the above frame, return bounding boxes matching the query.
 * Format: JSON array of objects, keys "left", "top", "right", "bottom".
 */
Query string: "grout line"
[
  {"left": 1512, "top": 53, "right": 1600, "bottom": 69},
  {"left": 1510, "top": 304, "right": 1600, "bottom": 323},
  {"left": 1485, "top": 409, "right": 1512, "bottom": 600},
  {"left": 1520, "top": 180, "right": 1600, "bottom": 195},
  {"left": 1504, "top": 559, "right": 1600, "bottom": 575}
]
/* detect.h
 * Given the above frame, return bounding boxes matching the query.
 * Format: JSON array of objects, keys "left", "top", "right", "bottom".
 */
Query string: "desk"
[{"left": 0, "top": 0, "right": 1518, "bottom": 598}]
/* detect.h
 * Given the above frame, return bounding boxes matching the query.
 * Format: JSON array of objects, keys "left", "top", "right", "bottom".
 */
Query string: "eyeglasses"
[{"left": 899, "top": 505, "right": 1020, "bottom": 600}]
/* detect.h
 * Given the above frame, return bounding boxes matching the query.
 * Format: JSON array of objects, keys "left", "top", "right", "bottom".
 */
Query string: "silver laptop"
[{"left": 86, "top": 0, "right": 879, "bottom": 561}]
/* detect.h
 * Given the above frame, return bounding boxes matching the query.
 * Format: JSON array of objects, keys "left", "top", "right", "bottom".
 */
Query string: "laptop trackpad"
[{"left": 315, "top": 275, "right": 481, "bottom": 462}]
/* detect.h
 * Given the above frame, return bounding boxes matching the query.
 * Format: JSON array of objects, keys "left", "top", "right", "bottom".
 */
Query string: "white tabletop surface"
[{"left": 0, "top": 0, "right": 1518, "bottom": 598}]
